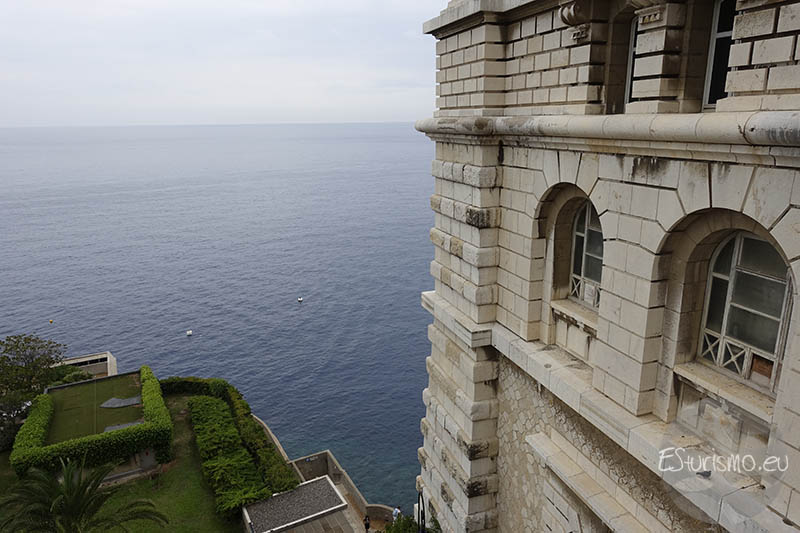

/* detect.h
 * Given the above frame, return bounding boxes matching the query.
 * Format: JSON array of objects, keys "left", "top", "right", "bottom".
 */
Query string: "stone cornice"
[
  {"left": 425, "top": 0, "right": 668, "bottom": 35},
  {"left": 415, "top": 112, "right": 800, "bottom": 148},
  {"left": 424, "top": 0, "right": 560, "bottom": 36}
]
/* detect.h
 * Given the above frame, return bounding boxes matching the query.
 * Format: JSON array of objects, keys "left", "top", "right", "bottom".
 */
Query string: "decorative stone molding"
[
  {"left": 562, "top": 0, "right": 665, "bottom": 26},
  {"left": 570, "top": 23, "right": 590, "bottom": 41},
  {"left": 628, "top": 0, "right": 667, "bottom": 10},
  {"left": 415, "top": 113, "right": 800, "bottom": 148},
  {"left": 637, "top": 3, "right": 667, "bottom": 24},
  {"left": 559, "top": 0, "right": 591, "bottom": 26}
]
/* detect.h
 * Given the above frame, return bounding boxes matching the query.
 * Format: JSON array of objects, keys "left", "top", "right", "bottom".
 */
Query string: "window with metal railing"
[
  {"left": 698, "top": 232, "right": 792, "bottom": 393},
  {"left": 569, "top": 201, "right": 603, "bottom": 309}
]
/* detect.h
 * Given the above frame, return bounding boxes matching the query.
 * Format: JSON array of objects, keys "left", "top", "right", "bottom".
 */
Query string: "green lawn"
[
  {"left": 47, "top": 373, "right": 142, "bottom": 444},
  {"left": 104, "top": 395, "right": 240, "bottom": 533}
]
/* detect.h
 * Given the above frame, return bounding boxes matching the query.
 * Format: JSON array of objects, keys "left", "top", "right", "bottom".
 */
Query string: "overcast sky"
[{"left": 0, "top": 1, "right": 445, "bottom": 127}]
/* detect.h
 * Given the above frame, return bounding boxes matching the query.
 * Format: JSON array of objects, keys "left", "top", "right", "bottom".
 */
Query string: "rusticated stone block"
[{"left": 466, "top": 206, "right": 493, "bottom": 228}]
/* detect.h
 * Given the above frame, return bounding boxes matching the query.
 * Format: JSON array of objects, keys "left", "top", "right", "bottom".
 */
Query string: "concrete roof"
[{"left": 244, "top": 476, "right": 351, "bottom": 533}]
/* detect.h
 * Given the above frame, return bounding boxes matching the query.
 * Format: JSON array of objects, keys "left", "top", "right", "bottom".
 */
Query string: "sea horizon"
[{"left": 0, "top": 121, "right": 433, "bottom": 512}]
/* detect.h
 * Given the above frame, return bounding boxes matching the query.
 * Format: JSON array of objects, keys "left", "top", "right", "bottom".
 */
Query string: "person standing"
[
  {"left": 363, "top": 515, "right": 370, "bottom": 532},
  {"left": 392, "top": 506, "right": 401, "bottom": 522}
]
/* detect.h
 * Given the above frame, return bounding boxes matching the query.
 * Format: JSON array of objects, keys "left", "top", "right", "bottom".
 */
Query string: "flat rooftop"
[
  {"left": 244, "top": 476, "right": 351, "bottom": 533},
  {"left": 46, "top": 372, "right": 142, "bottom": 444}
]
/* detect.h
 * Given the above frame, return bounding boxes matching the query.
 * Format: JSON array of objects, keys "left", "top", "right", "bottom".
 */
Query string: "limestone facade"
[{"left": 415, "top": 0, "right": 800, "bottom": 531}]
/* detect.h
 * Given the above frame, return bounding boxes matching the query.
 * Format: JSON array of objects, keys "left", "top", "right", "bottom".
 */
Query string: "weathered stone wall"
[
  {"left": 496, "top": 357, "right": 721, "bottom": 532},
  {"left": 417, "top": 1, "right": 800, "bottom": 532},
  {"left": 496, "top": 357, "right": 607, "bottom": 533}
]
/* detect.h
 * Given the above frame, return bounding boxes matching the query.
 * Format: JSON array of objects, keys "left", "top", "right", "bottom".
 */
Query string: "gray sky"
[{"left": 0, "top": 1, "right": 444, "bottom": 127}]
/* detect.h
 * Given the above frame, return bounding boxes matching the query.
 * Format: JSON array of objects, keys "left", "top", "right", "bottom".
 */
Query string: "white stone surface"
[{"left": 417, "top": 2, "right": 800, "bottom": 531}]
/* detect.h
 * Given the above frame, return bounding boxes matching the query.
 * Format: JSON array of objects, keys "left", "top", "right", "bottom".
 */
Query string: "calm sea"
[{"left": 0, "top": 123, "right": 434, "bottom": 512}]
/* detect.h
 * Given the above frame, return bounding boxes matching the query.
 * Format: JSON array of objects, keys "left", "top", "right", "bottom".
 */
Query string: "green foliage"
[
  {"left": 201, "top": 448, "right": 255, "bottom": 488},
  {"left": 161, "top": 376, "right": 299, "bottom": 494},
  {"left": 0, "top": 334, "right": 66, "bottom": 398},
  {"left": 188, "top": 396, "right": 241, "bottom": 461},
  {"left": 383, "top": 516, "right": 442, "bottom": 533},
  {"left": 207, "top": 378, "right": 229, "bottom": 399},
  {"left": 0, "top": 456, "right": 169, "bottom": 533},
  {"left": 0, "top": 334, "right": 66, "bottom": 451},
  {"left": 103, "top": 395, "right": 241, "bottom": 533},
  {"left": 48, "top": 366, "right": 93, "bottom": 387},
  {"left": 384, "top": 515, "right": 417, "bottom": 533},
  {"left": 140, "top": 366, "right": 172, "bottom": 463},
  {"left": 217, "top": 383, "right": 299, "bottom": 493},
  {"left": 159, "top": 376, "right": 211, "bottom": 396},
  {"left": 9, "top": 366, "right": 173, "bottom": 477},
  {"left": 8, "top": 394, "right": 53, "bottom": 454},
  {"left": 187, "top": 396, "right": 269, "bottom": 516}
]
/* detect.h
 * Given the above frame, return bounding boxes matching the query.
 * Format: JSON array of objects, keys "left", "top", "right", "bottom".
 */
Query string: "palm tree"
[{"left": 0, "top": 457, "right": 169, "bottom": 532}]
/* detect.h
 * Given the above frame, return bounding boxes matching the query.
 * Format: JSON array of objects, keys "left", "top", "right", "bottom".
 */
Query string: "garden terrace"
[
  {"left": 46, "top": 372, "right": 142, "bottom": 444},
  {"left": 10, "top": 366, "right": 171, "bottom": 476}
]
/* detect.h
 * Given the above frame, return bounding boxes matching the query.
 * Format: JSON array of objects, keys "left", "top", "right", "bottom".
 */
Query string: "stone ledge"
[
  {"left": 527, "top": 431, "right": 651, "bottom": 532},
  {"left": 422, "top": 290, "right": 492, "bottom": 348},
  {"left": 551, "top": 298, "right": 599, "bottom": 335},
  {"left": 423, "top": 0, "right": 559, "bottom": 35},
  {"left": 490, "top": 317, "right": 789, "bottom": 531},
  {"left": 424, "top": 130, "right": 795, "bottom": 167},
  {"left": 674, "top": 362, "right": 775, "bottom": 423},
  {"left": 416, "top": 112, "right": 800, "bottom": 148}
]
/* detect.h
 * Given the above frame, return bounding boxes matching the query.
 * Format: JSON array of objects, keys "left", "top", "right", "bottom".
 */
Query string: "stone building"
[{"left": 414, "top": 0, "right": 800, "bottom": 531}]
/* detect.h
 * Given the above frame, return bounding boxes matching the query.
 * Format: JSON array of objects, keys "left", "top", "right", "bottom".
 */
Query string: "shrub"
[
  {"left": 159, "top": 376, "right": 211, "bottom": 396},
  {"left": 48, "top": 366, "right": 93, "bottom": 387},
  {"left": 9, "top": 366, "right": 173, "bottom": 476},
  {"left": 161, "top": 376, "right": 299, "bottom": 493},
  {"left": 385, "top": 515, "right": 416, "bottom": 533},
  {"left": 207, "top": 378, "right": 229, "bottom": 399},
  {"left": 9, "top": 394, "right": 53, "bottom": 453},
  {"left": 188, "top": 396, "right": 241, "bottom": 461},
  {"left": 188, "top": 395, "right": 269, "bottom": 516},
  {"left": 217, "top": 383, "right": 299, "bottom": 492},
  {"left": 202, "top": 448, "right": 257, "bottom": 488},
  {"left": 385, "top": 516, "right": 442, "bottom": 533},
  {"left": 139, "top": 366, "right": 172, "bottom": 463}
]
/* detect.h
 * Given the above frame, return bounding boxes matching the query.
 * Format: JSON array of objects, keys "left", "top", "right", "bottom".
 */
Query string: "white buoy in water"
[
  {"left": 297, "top": 297, "right": 303, "bottom": 303},
  {"left": 186, "top": 330, "right": 193, "bottom": 336}
]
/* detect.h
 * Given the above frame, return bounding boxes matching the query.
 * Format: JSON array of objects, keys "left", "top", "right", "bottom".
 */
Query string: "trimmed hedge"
[
  {"left": 161, "top": 376, "right": 299, "bottom": 494},
  {"left": 140, "top": 366, "right": 173, "bottom": 463},
  {"left": 159, "top": 376, "right": 213, "bottom": 396},
  {"left": 188, "top": 396, "right": 269, "bottom": 515},
  {"left": 10, "top": 394, "right": 53, "bottom": 453},
  {"left": 9, "top": 366, "right": 173, "bottom": 476}
]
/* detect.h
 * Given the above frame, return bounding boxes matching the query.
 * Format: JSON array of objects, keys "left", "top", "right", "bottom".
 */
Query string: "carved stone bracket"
[
  {"left": 559, "top": 0, "right": 591, "bottom": 26},
  {"left": 562, "top": 0, "right": 666, "bottom": 26}
]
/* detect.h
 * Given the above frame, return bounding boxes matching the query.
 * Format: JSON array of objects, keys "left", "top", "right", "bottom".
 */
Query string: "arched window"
[
  {"left": 699, "top": 233, "right": 792, "bottom": 392},
  {"left": 703, "top": 0, "right": 736, "bottom": 108},
  {"left": 570, "top": 201, "right": 603, "bottom": 308}
]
